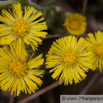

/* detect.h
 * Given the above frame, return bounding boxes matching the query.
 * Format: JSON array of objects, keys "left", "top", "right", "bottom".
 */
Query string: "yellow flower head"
[
  {"left": 63, "top": 13, "right": 87, "bottom": 36},
  {"left": 86, "top": 31, "right": 103, "bottom": 72},
  {"left": 0, "top": 45, "right": 44, "bottom": 96},
  {"left": 0, "top": 3, "right": 48, "bottom": 51},
  {"left": 46, "top": 36, "right": 92, "bottom": 85}
]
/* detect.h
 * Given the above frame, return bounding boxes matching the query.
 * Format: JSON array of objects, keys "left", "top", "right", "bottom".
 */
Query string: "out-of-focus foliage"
[
  {"left": 0, "top": 0, "right": 29, "bottom": 9},
  {"left": 43, "top": 0, "right": 55, "bottom": 7}
]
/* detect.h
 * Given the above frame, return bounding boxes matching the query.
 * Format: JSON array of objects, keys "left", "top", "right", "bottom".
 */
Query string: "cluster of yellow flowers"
[
  {"left": 0, "top": 3, "right": 48, "bottom": 96},
  {"left": 46, "top": 31, "right": 103, "bottom": 85},
  {"left": 0, "top": 2, "right": 103, "bottom": 97}
]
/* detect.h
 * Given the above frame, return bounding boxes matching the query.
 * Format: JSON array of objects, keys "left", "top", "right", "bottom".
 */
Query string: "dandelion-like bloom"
[
  {"left": 0, "top": 3, "right": 47, "bottom": 51},
  {"left": 46, "top": 36, "right": 92, "bottom": 85},
  {"left": 86, "top": 31, "right": 103, "bottom": 72},
  {"left": 0, "top": 45, "right": 44, "bottom": 96},
  {"left": 63, "top": 13, "right": 87, "bottom": 36}
]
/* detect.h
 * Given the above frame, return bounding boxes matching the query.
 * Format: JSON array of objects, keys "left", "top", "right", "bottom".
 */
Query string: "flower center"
[
  {"left": 95, "top": 46, "right": 103, "bottom": 56},
  {"left": 70, "top": 20, "right": 79, "bottom": 29},
  {"left": 13, "top": 19, "right": 29, "bottom": 37},
  {"left": 9, "top": 60, "right": 28, "bottom": 78},
  {"left": 63, "top": 53, "right": 76, "bottom": 65}
]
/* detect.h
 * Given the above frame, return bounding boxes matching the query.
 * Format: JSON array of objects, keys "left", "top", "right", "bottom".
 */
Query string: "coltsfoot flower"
[
  {"left": 63, "top": 13, "right": 87, "bottom": 36},
  {"left": 0, "top": 3, "right": 47, "bottom": 51},
  {"left": 0, "top": 45, "right": 44, "bottom": 96},
  {"left": 86, "top": 31, "right": 103, "bottom": 72},
  {"left": 46, "top": 36, "right": 92, "bottom": 85}
]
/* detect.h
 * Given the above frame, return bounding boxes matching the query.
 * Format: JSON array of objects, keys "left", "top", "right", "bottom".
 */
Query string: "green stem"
[{"left": 27, "top": 0, "right": 44, "bottom": 10}]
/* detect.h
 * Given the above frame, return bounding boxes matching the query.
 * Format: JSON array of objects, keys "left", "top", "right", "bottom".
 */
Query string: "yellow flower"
[
  {"left": 0, "top": 45, "right": 44, "bottom": 96},
  {"left": 0, "top": 3, "right": 47, "bottom": 51},
  {"left": 86, "top": 31, "right": 103, "bottom": 72},
  {"left": 63, "top": 13, "right": 87, "bottom": 36},
  {"left": 46, "top": 36, "right": 92, "bottom": 85}
]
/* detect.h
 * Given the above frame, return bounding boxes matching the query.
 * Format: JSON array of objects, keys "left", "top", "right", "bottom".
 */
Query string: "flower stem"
[
  {"left": 82, "top": 0, "right": 88, "bottom": 16},
  {"left": 17, "top": 81, "right": 61, "bottom": 103}
]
